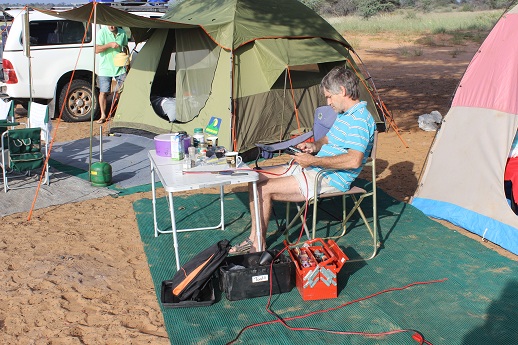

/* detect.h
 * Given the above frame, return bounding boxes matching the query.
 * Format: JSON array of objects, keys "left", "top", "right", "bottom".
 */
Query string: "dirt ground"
[{"left": 1, "top": 34, "right": 516, "bottom": 344}]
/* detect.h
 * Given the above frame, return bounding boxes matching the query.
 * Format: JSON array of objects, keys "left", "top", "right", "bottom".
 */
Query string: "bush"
[
  {"left": 356, "top": 0, "right": 398, "bottom": 18},
  {"left": 319, "top": 0, "right": 357, "bottom": 16}
]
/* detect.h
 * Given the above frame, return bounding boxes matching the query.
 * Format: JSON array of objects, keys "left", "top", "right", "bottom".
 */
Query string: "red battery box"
[{"left": 285, "top": 238, "right": 348, "bottom": 301}]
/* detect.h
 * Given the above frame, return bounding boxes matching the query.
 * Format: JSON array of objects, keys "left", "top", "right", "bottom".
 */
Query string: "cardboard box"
[
  {"left": 286, "top": 239, "right": 348, "bottom": 301},
  {"left": 219, "top": 250, "right": 295, "bottom": 301}
]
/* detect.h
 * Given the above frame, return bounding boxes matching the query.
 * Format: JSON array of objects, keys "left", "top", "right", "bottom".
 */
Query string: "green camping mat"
[{"left": 133, "top": 189, "right": 518, "bottom": 345}]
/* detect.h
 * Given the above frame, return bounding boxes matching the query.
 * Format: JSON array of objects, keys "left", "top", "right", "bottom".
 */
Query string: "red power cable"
[{"left": 226, "top": 278, "right": 447, "bottom": 345}]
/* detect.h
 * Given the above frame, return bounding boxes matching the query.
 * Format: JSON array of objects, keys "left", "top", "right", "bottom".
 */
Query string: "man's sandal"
[{"left": 229, "top": 238, "right": 253, "bottom": 255}]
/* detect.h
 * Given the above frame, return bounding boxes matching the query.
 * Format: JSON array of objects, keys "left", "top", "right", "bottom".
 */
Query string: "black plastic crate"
[
  {"left": 161, "top": 278, "right": 216, "bottom": 308},
  {"left": 219, "top": 250, "right": 295, "bottom": 301}
]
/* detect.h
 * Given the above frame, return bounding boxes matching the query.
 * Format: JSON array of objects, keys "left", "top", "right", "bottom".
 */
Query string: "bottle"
[
  {"left": 170, "top": 133, "right": 184, "bottom": 161},
  {"left": 199, "top": 142, "right": 208, "bottom": 157},
  {"left": 193, "top": 128, "right": 205, "bottom": 150}
]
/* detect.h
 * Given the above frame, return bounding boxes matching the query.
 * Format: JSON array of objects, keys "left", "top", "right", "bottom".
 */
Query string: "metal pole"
[
  {"left": 22, "top": 8, "right": 32, "bottom": 125},
  {"left": 88, "top": 2, "right": 97, "bottom": 181},
  {"left": 99, "top": 125, "right": 103, "bottom": 162}
]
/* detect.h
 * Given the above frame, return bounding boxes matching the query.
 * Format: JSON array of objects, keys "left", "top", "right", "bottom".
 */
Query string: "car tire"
[{"left": 59, "top": 79, "right": 99, "bottom": 122}]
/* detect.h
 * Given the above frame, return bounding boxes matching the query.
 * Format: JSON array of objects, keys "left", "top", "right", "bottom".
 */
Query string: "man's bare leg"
[
  {"left": 97, "top": 91, "right": 108, "bottom": 123},
  {"left": 245, "top": 165, "right": 307, "bottom": 252}
]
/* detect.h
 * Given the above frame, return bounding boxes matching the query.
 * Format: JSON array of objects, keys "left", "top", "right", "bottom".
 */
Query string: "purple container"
[{"left": 183, "top": 136, "right": 191, "bottom": 154}]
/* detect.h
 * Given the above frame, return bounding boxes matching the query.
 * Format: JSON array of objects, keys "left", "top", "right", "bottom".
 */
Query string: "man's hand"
[
  {"left": 292, "top": 152, "right": 316, "bottom": 168},
  {"left": 297, "top": 141, "right": 317, "bottom": 154},
  {"left": 296, "top": 135, "right": 328, "bottom": 154},
  {"left": 95, "top": 42, "right": 121, "bottom": 54}
]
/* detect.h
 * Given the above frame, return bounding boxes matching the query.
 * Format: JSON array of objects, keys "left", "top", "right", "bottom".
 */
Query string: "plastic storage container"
[
  {"left": 154, "top": 133, "right": 175, "bottom": 157},
  {"left": 218, "top": 250, "right": 295, "bottom": 301}
]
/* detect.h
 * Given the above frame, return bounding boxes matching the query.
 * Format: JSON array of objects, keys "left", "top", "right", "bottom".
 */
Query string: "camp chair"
[
  {"left": 0, "top": 100, "right": 17, "bottom": 146},
  {"left": 1, "top": 127, "right": 49, "bottom": 192},
  {"left": 27, "top": 101, "right": 52, "bottom": 144},
  {"left": 1, "top": 102, "right": 51, "bottom": 192},
  {"left": 284, "top": 131, "right": 379, "bottom": 262},
  {"left": 0, "top": 99, "right": 15, "bottom": 122},
  {"left": 255, "top": 106, "right": 337, "bottom": 168}
]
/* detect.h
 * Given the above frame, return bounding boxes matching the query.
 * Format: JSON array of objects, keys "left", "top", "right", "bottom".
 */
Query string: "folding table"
[{"left": 148, "top": 150, "right": 262, "bottom": 270}]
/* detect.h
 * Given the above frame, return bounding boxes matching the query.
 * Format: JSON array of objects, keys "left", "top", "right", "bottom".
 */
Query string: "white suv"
[{"left": 2, "top": 5, "right": 166, "bottom": 122}]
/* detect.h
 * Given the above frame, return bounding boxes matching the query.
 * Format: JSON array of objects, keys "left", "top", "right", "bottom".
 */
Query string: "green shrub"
[{"left": 356, "top": 0, "right": 398, "bottom": 19}]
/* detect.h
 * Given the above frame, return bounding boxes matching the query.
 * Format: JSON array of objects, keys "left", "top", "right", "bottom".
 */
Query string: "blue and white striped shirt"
[{"left": 313, "top": 101, "right": 375, "bottom": 191}]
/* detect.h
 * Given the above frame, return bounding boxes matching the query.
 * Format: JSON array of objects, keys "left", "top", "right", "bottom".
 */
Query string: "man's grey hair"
[{"left": 320, "top": 66, "right": 360, "bottom": 100}]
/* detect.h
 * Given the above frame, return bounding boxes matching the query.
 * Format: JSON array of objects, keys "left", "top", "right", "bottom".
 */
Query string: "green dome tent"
[{"left": 46, "top": 0, "right": 385, "bottom": 153}]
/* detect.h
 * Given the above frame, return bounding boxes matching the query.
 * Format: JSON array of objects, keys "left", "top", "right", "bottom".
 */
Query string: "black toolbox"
[{"left": 218, "top": 250, "right": 295, "bottom": 301}]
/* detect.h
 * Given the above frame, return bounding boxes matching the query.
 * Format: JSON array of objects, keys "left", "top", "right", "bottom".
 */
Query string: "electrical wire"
[
  {"left": 222, "top": 159, "right": 442, "bottom": 344},
  {"left": 28, "top": 5, "right": 96, "bottom": 220},
  {"left": 225, "top": 278, "right": 447, "bottom": 345}
]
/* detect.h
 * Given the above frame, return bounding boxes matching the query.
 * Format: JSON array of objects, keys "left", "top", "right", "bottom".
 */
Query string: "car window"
[{"left": 28, "top": 20, "right": 92, "bottom": 46}]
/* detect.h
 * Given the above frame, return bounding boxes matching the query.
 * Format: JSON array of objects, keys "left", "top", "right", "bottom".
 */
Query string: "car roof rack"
[{"left": 68, "top": 2, "right": 169, "bottom": 13}]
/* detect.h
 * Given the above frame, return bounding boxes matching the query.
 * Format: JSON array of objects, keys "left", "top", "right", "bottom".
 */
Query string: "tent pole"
[
  {"left": 281, "top": 69, "right": 288, "bottom": 142},
  {"left": 88, "top": 2, "right": 97, "bottom": 182},
  {"left": 23, "top": 8, "right": 33, "bottom": 121},
  {"left": 230, "top": 51, "right": 234, "bottom": 150}
]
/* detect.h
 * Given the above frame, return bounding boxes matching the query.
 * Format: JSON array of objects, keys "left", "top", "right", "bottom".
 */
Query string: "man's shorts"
[
  {"left": 98, "top": 74, "right": 126, "bottom": 93},
  {"left": 286, "top": 164, "right": 342, "bottom": 199}
]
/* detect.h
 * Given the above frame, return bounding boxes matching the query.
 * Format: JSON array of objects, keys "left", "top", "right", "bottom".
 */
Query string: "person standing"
[{"left": 95, "top": 25, "right": 128, "bottom": 124}]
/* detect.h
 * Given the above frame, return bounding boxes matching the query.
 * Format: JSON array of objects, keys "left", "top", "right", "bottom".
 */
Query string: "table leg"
[
  {"left": 150, "top": 162, "right": 159, "bottom": 238},
  {"left": 168, "top": 191, "right": 181, "bottom": 271},
  {"left": 252, "top": 181, "right": 262, "bottom": 251},
  {"left": 151, "top": 167, "right": 225, "bottom": 236},
  {"left": 219, "top": 185, "right": 225, "bottom": 230}
]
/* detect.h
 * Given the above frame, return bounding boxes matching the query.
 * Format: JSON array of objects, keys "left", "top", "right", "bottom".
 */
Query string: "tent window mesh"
[{"left": 175, "top": 28, "right": 220, "bottom": 122}]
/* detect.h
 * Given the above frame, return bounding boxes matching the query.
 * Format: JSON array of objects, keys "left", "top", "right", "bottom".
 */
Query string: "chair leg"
[
  {"left": 2, "top": 151, "right": 8, "bottom": 193},
  {"left": 322, "top": 194, "right": 368, "bottom": 239},
  {"left": 284, "top": 201, "right": 312, "bottom": 244},
  {"left": 347, "top": 204, "right": 378, "bottom": 262},
  {"left": 312, "top": 193, "right": 379, "bottom": 262}
]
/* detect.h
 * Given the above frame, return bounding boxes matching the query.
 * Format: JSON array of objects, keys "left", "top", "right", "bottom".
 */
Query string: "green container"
[{"left": 90, "top": 161, "right": 112, "bottom": 187}]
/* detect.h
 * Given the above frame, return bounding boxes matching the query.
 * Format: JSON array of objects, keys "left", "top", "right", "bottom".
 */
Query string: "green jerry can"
[{"left": 90, "top": 161, "right": 112, "bottom": 187}]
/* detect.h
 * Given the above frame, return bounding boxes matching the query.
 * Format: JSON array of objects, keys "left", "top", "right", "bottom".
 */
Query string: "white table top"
[{"left": 148, "top": 150, "right": 259, "bottom": 193}]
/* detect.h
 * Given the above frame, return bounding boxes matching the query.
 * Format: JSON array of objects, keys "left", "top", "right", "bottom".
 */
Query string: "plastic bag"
[{"left": 418, "top": 111, "right": 442, "bottom": 131}]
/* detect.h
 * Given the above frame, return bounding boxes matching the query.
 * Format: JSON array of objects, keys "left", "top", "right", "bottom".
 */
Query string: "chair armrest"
[{"left": 256, "top": 130, "right": 314, "bottom": 153}]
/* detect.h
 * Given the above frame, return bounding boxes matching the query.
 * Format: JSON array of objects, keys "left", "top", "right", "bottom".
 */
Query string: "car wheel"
[{"left": 59, "top": 79, "right": 98, "bottom": 122}]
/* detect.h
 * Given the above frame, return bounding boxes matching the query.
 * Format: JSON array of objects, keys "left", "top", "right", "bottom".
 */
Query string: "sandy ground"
[{"left": 1, "top": 34, "right": 517, "bottom": 344}]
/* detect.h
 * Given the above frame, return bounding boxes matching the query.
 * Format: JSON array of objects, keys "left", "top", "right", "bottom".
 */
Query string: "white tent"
[{"left": 411, "top": 5, "right": 518, "bottom": 255}]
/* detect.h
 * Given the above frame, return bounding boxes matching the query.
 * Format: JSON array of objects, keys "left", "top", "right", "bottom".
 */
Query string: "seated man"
[{"left": 230, "top": 66, "right": 376, "bottom": 254}]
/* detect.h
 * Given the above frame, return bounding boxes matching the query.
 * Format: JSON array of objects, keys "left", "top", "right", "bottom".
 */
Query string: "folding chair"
[
  {"left": 1, "top": 127, "right": 49, "bottom": 192},
  {"left": 255, "top": 106, "right": 337, "bottom": 168},
  {"left": 27, "top": 101, "right": 52, "bottom": 144},
  {"left": 0, "top": 99, "right": 15, "bottom": 122},
  {"left": 1, "top": 99, "right": 16, "bottom": 142},
  {"left": 284, "top": 131, "right": 379, "bottom": 262}
]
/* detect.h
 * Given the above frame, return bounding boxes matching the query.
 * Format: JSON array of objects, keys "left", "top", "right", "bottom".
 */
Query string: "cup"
[
  {"left": 206, "top": 136, "right": 218, "bottom": 148},
  {"left": 225, "top": 151, "right": 242, "bottom": 168}
]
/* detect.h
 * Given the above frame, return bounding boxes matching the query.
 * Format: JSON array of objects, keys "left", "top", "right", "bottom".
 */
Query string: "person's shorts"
[
  {"left": 98, "top": 74, "right": 126, "bottom": 93},
  {"left": 286, "top": 164, "right": 342, "bottom": 199}
]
